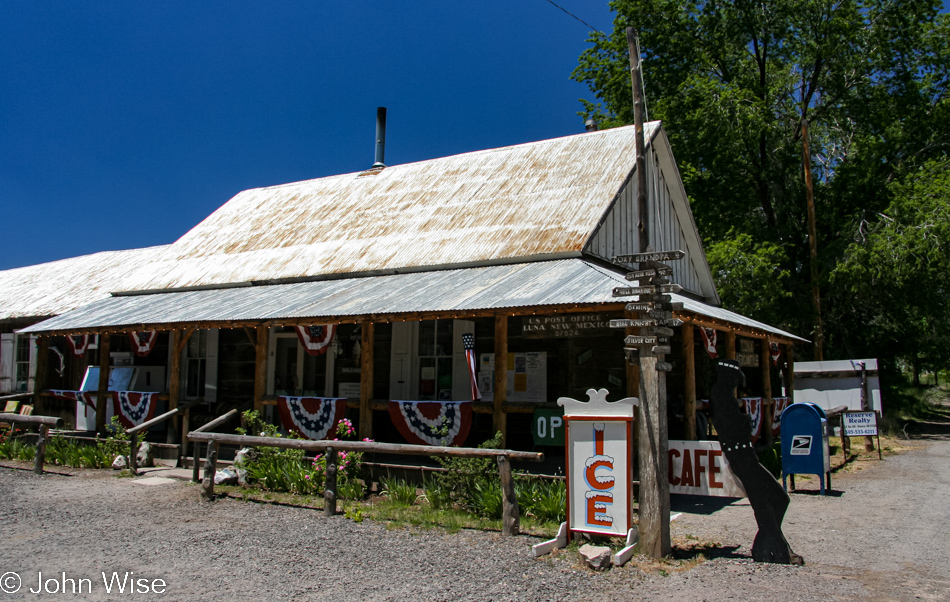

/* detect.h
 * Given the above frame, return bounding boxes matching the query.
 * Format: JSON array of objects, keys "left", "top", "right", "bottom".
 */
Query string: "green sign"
[{"left": 532, "top": 408, "right": 565, "bottom": 446}]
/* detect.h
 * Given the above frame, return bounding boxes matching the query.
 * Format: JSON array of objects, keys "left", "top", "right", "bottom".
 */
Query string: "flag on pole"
[
  {"left": 699, "top": 327, "right": 718, "bottom": 358},
  {"left": 462, "top": 333, "right": 480, "bottom": 401}
]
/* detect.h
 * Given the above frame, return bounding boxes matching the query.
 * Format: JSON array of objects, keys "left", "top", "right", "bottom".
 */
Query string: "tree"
[{"left": 573, "top": 1, "right": 949, "bottom": 367}]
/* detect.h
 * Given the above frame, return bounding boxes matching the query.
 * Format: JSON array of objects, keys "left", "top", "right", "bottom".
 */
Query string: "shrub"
[{"left": 380, "top": 476, "right": 418, "bottom": 506}]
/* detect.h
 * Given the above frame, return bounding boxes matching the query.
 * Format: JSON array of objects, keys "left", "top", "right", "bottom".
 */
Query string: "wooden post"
[
  {"left": 324, "top": 446, "right": 338, "bottom": 517},
  {"left": 95, "top": 333, "right": 111, "bottom": 435},
  {"left": 34, "top": 337, "right": 49, "bottom": 415},
  {"left": 497, "top": 455, "right": 519, "bottom": 536},
  {"left": 493, "top": 314, "right": 508, "bottom": 444},
  {"left": 192, "top": 441, "right": 201, "bottom": 483},
  {"left": 627, "top": 26, "right": 650, "bottom": 253},
  {"left": 167, "top": 330, "right": 181, "bottom": 444},
  {"left": 761, "top": 340, "right": 773, "bottom": 447},
  {"left": 254, "top": 325, "right": 268, "bottom": 416},
  {"left": 637, "top": 354, "right": 671, "bottom": 558},
  {"left": 359, "top": 320, "right": 375, "bottom": 440},
  {"left": 783, "top": 345, "right": 795, "bottom": 399},
  {"left": 199, "top": 440, "right": 219, "bottom": 501},
  {"left": 129, "top": 431, "right": 138, "bottom": 475},
  {"left": 860, "top": 362, "right": 874, "bottom": 452},
  {"left": 724, "top": 331, "right": 736, "bottom": 360},
  {"left": 683, "top": 323, "right": 697, "bottom": 440},
  {"left": 33, "top": 424, "right": 49, "bottom": 475}
]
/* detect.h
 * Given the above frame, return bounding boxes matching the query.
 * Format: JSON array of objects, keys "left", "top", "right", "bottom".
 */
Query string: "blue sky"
[{"left": 0, "top": 1, "right": 614, "bottom": 270}]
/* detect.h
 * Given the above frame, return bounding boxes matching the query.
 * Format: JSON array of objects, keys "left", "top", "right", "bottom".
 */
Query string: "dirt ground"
[{"left": 1, "top": 407, "right": 948, "bottom": 601}]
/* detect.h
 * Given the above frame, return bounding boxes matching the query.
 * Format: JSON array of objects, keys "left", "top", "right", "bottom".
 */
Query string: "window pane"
[
  {"left": 436, "top": 320, "right": 453, "bottom": 357},
  {"left": 274, "top": 338, "right": 299, "bottom": 395},
  {"left": 419, "top": 357, "right": 436, "bottom": 399},
  {"left": 419, "top": 321, "right": 435, "bottom": 357},
  {"left": 437, "top": 357, "right": 453, "bottom": 400},
  {"left": 301, "top": 350, "right": 327, "bottom": 396}
]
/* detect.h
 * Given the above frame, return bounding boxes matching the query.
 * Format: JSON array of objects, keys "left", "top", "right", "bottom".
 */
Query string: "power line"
[{"left": 541, "top": 0, "right": 604, "bottom": 34}]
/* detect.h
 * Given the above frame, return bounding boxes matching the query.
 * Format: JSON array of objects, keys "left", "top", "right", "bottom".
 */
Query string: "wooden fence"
[
  {"left": 187, "top": 431, "right": 544, "bottom": 536},
  {"left": 0, "top": 413, "right": 63, "bottom": 474}
]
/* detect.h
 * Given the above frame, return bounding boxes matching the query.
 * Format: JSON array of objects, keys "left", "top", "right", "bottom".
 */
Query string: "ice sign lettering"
[{"left": 584, "top": 423, "right": 614, "bottom": 527}]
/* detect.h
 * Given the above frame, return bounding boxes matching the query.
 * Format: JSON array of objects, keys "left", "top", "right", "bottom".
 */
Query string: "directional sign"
[
  {"left": 648, "top": 309, "right": 674, "bottom": 319},
  {"left": 625, "top": 303, "right": 653, "bottom": 312},
  {"left": 652, "top": 345, "right": 672, "bottom": 355},
  {"left": 625, "top": 336, "right": 658, "bottom": 346},
  {"left": 647, "top": 327, "right": 675, "bottom": 337},
  {"left": 658, "top": 284, "right": 684, "bottom": 294},
  {"left": 614, "top": 250, "right": 685, "bottom": 264},
  {"left": 656, "top": 361, "right": 673, "bottom": 372},
  {"left": 624, "top": 266, "right": 673, "bottom": 281},
  {"left": 639, "top": 294, "right": 672, "bottom": 303},
  {"left": 609, "top": 319, "right": 657, "bottom": 328},
  {"left": 656, "top": 319, "right": 684, "bottom": 327}
]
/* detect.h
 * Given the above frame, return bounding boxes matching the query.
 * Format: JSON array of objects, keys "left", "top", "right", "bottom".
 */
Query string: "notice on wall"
[
  {"left": 842, "top": 411, "right": 878, "bottom": 436},
  {"left": 521, "top": 314, "right": 612, "bottom": 339},
  {"left": 668, "top": 440, "right": 746, "bottom": 498},
  {"left": 478, "top": 352, "right": 547, "bottom": 402}
]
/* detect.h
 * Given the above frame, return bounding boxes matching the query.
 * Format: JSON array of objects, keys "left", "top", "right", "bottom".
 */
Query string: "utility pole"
[
  {"left": 801, "top": 119, "right": 824, "bottom": 361},
  {"left": 627, "top": 25, "right": 671, "bottom": 559}
]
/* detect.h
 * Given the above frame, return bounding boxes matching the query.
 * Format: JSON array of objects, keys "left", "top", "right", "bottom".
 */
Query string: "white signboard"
[
  {"left": 567, "top": 419, "right": 632, "bottom": 536},
  {"left": 842, "top": 411, "right": 878, "bottom": 436},
  {"left": 668, "top": 440, "right": 746, "bottom": 498}
]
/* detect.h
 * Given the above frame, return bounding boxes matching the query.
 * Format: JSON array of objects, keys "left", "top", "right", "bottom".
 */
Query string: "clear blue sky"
[{"left": 0, "top": 1, "right": 615, "bottom": 270}]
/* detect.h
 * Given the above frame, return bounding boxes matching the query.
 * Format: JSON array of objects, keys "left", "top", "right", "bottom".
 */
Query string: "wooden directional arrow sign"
[
  {"left": 648, "top": 309, "right": 674, "bottom": 319},
  {"left": 613, "top": 250, "right": 685, "bottom": 264},
  {"left": 658, "top": 284, "right": 684, "bottom": 294},
  {"left": 647, "top": 326, "right": 675, "bottom": 337},
  {"left": 625, "top": 336, "right": 658, "bottom": 346},
  {"left": 655, "top": 319, "right": 684, "bottom": 327},
  {"left": 624, "top": 266, "right": 673, "bottom": 281},
  {"left": 639, "top": 293, "right": 672, "bottom": 303},
  {"left": 625, "top": 303, "right": 653, "bottom": 312},
  {"left": 656, "top": 361, "right": 673, "bottom": 372},
  {"left": 652, "top": 345, "right": 672, "bottom": 355},
  {"left": 609, "top": 319, "right": 657, "bottom": 328}
]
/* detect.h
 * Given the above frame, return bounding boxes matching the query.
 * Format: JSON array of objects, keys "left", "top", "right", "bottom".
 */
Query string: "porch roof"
[{"left": 19, "top": 258, "right": 806, "bottom": 342}]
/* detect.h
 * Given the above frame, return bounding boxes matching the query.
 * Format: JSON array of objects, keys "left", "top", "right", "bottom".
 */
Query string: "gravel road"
[{"left": 1, "top": 422, "right": 948, "bottom": 601}]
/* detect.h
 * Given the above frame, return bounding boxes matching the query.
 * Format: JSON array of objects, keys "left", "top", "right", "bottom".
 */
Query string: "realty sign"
[{"left": 842, "top": 411, "right": 878, "bottom": 436}]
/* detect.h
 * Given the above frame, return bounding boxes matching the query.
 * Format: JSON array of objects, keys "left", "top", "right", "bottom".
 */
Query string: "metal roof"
[
  {"left": 117, "top": 123, "right": 661, "bottom": 293},
  {"left": 0, "top": 246, "right": 168, "bottom": 322},
  {"left": 21, "top": 258, "right": 806, "bottom": 342}
]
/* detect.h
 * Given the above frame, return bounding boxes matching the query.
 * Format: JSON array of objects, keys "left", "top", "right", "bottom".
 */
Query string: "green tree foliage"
[{"left": 573, "top": 0, "right": 949, "bottom": 369}]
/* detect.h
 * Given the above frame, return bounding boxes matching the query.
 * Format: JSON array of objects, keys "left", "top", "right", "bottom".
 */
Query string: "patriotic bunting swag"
[
  {"left": 769, "top": 342, "right": 782, "bottom": 366},
  {"left": 388, "top": 401, "right": 473, "bottom": 446},
  {"left": 128, "top": 331, "right": 158, "bottom": 357},
  {"left": 50, "top": 390, "right": 97, "bottom": 411},
  {"left": 295, "top": 325, "right": 336, "bottom": 356},
  {"left": 67, "top": 335, "right": 92, "bottom": 356},
  {"left": 277, "top": 397, "right": 346, "bottom": 440},
  {"left": 772, "top": 397, "right": 790, "bottom": 437},
  {"left": 742, "top": 397, "right": 763, "bottom": 443},
  {"left": 462, "top": 333, "right": 480, "bottom": 401},
  {"left": 699, "top": 327, "right": 719, "bottom": 358},
  {"left": 112, "top": 392, "right": 158, "bottom": 429}
]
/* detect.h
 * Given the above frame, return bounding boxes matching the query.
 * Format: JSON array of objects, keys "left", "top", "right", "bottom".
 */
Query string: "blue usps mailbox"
[{"left": 781, "top": 403, "right": 831, "bottom": 495}]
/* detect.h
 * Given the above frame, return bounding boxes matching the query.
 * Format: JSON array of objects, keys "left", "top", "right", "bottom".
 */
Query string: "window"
[
  {"left": 418, "top": 320, "right": 454, "bottom": 401},
  {"left": 14, "top": 336, "right": 32, "bottom": 392},
  {"left": 184, "top": 330, "right": 207, "bottom": 398},
  {"left": 268, "top": 329, "right": 335, "bottom": 397}
]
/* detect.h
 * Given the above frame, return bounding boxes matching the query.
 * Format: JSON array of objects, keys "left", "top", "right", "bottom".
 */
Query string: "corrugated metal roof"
[
  {"left": 21, "top": 258, "right": 806, "bottom": 342},
  {"left": 117, "top": 124, "right": 661, "bottom": 293},
  {"left": 0, "top": 246, "right": 168, "bottom": 322}
]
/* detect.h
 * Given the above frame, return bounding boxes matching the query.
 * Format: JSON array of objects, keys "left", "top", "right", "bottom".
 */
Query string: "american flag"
[
  {"left": 699, "top": 327, "right": 718, "bottom": 359},
  {"left": 462, "top": 333, "right": 481, "bottom": 401}
]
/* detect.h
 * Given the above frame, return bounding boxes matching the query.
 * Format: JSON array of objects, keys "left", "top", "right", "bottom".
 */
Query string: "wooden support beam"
[
  {"left": 761, "top": 339, "right": 774, "bottom": 447},
  {"left": 254, "top": 325, "right": 268, "bottom": 415},
  {"left": 243, "top": 327, "right": 257, "bottom": 346},
  {"left": 95, "top": 333, "right": 111, "bottom": 435},
  {"left": 359, "top": 320, "right": 375, "bottom": 440},
  {"left": 783, "top": 345, "right": 795, "bottom": 399},
  {"left": 724, "top": 330, "right": 737, "bottom": 360},
  {"left": 176, "top": 327, "right": 196, "bottom": 354},
  {"left": 33, "top": 337, "right": 49, "bottom": 416},
  {"left": 637, "top": 354, "right": 671, "bottom": 558},
  {"left": 498, "top": 455, "right": 519, "bottom": 536},
  {"left": 33, "top": 424, "right": 50, "bottom": 475},
  {"left": 324, "top": 447, "right": 338, "bottom": 517},
  {"left": 168, "top": 329, "right": 182, "bottom": 445},
  {"left": 493, "top": 314, "right": 508, "bottom": 444},
  {"left": 683, "top": 322, "right": 697, "bottom": 440},
  {"left": 199, "top": 441, "right": 219, "bottom": 502}
]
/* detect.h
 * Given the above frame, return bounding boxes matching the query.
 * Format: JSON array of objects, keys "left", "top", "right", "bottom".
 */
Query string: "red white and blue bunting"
[
  {"left": 50, "top": 390, "right": 97, "bottom": 411},
  {"left": 128, "top": 331, "right": 158, "bottom": 357},
  {"left": 742, "top": 397, "right": 763, "bottom": 443},
  {"left": 294, "top": 325, "right": 336, "bottom": 356},
  {"left": 462, "top": 333, "right": 480, "bottom": 401},
  {"left": 277, "top": 396, "right": 346, "bottom": 440},
  {"left": 699, "top": 327, "right": 718, "bottom": 359},
  {"left": 388, "top": 400, "right": 473, "bottom": 446},
  {"left": 772, "top": 397, "right": 790, "bottom": 437},
  {"left": 112, "top": 392, "right": 158, "bottom": 429},
  {"left": 66, "top": 335, "right": 92, "bottom": 356}
]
